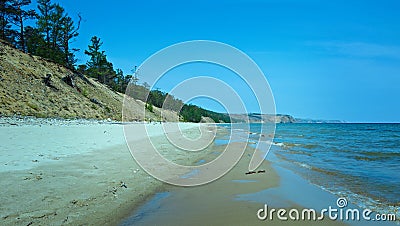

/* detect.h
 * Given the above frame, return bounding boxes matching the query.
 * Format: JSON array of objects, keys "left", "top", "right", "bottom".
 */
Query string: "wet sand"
[{"left": 120, "top": 143, "right": 348, "bottom": 226}]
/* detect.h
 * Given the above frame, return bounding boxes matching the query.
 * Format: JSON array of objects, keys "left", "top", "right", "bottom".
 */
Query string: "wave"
[
  {"left": 269, "top": 123, "right": 400, "bottom": 221},
  {"left": 289, "top": 160, "right": 341, "bottom": 177},
  {"left": 359, "top": 151, "right": 400, "bottom": 158},
  {"left": 272, "top": 142, "right": 301, "bottom": 148},
  {"left": 280, "top": 158, "right": 400, "bottom": 220},
  {"left": 273, "top": 142, "right": 285, "bottom": 147},
  {"left": 302, "top": 144, "right": 320, "bottom": 149},
  {"left": 297, "top": 162, "right": 313, "bottom": 170}
]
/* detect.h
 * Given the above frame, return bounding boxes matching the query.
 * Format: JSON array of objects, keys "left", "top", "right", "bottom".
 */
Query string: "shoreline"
[
  {"left": 119, "top": 125, "right": 344, "bottom": 226},
  {"left": 122, "top": 149, "right": 397, "bottom": 226},
  {"left": 120, "top": 143, "right": 348, "bottom": 226},
  {"left": 120, "top": 125, "right": 398, "bottom": 226},
  {"left": 2, "top": 119, "right": 397, "bottom": 225}
]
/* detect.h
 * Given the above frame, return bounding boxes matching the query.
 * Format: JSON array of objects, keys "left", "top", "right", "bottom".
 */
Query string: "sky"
[{"left": 35, "top": 0, "right": 400, "bottom": 122}]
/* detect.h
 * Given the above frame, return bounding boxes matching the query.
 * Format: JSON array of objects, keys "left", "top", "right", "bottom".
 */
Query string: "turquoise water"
[{"left": 241, "top": 123, "right": 400, "bottom": 218}]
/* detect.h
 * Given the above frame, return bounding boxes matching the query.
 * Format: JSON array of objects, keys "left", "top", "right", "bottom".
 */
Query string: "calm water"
[{"left": 244, "top": 123, "right": 400, "bottom": 217}]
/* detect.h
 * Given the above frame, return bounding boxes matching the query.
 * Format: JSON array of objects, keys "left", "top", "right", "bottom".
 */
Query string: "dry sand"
[{"left": 0, "top": 121, "right": 210, "bottom": 225}]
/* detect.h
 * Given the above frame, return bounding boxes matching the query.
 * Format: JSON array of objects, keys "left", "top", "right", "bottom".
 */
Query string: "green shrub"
[
  {"left": 146, "top": 103, "right": 153, "bottom": 113},
  {"left": 82, "top": 88, "right": 89, "bottom": 98}
]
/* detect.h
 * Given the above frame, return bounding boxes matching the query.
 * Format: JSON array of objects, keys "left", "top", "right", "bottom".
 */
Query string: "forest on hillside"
[{"left": 0, "top": 0, "right": 230, "bottom": 123}]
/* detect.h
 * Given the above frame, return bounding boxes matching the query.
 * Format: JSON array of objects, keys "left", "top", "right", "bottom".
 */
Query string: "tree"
[
  {"left": 36, "top": 0, "right": 54, "bottom": 56},
  {"left": 76, "top": 64, "right": 87, "bottom": 74},
  {"left": 46, "top": 3, "right": 64, "bottom": 62},
  {"left": 49, "top": 4, "right": 62, "bottom": 48},
  {"left": 145, "top": 103, "right": 153, "bottom": 112},
  {"left": 8, "top": 0, "right": 36, "bottom": 52},
  {"left": 24, "top": 25, "right": 45, "bottom": 55},
  {"left": 0, "top": 0, "right": 15, "bottom": 42},
  {"left": 143, "top": 82, "right": 150, "bottom": 90},
  {"left": 85, "top": 36, "right": 106, "bottom": 80},
  {"left": 130, "top": 66, "right": 139, "bottom": 85},
  {"left": 60, "top": 13, "right": 80, "bottom": 68},
  {"left": 122, "top": 74, "right": 132, "bottom": 92},
  {"left": 84, "top": 36, "right": 116, "bottom": 85},
  {"left": 113, "top": 68, "right": 132, "bottom": 93},
  {"left": 36, "top": 1, "right": 80, "bottom": 67},
  {"left": 148, "top": 90, "right": 166, "bottom": 108}
]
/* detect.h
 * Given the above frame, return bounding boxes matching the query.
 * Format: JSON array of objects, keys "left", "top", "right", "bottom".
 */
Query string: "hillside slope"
[{"left": 0, "top": 40, "right": 178, "bottom": 121}]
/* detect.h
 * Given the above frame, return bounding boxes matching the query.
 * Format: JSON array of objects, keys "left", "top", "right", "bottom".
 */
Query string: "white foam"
[{"left": 273, "top": 142, "right": 285, "bottom": 147}]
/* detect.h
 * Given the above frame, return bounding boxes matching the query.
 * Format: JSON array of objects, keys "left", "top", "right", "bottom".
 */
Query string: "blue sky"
[{"left": 39, "top": 0, "right": 400, "bottom": 122}]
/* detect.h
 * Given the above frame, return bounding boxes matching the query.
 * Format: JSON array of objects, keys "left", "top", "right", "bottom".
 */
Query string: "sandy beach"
[
  {"left": 0, "top": 120, "right": 346, "bottom": 226},
  {"left": 120, "top": 143, "right": 348, "bottom": 226},
  {"left": 0, "top": 119, "right": 210, "bottom": 225},
  {"left": 1, "top": 119, "right": 396, "bottom": 226}
]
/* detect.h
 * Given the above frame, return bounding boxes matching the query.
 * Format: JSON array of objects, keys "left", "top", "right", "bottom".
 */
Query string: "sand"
[
  {"left": 0, "top": 120, "right": 210, "bottom": 225},
  {"left": 120, "top": 143, "right": 348, "bottom": 226},
  {"left": 0, "top": 120, "right": 362, "bottom": 226}
]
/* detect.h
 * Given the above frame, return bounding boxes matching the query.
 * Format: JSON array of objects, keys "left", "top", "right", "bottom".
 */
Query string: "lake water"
[
  {"left": 241, "top": 123, "right": 400, "bottom": 218},
  {"left": 120, "top": 123, "right": 400, "bottom": 225}
]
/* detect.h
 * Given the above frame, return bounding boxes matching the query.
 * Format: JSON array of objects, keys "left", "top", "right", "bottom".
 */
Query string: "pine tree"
[
  {"left": 130, "top": 66, "right": 139, "bottom": 85},
  {"left": 60, "top": 13, "right": 80, "bottom": 68},
  {"left": 36, "top": 0, "right": 54, "bottom": 56},
  {"left": 47, "top": 3, "right": 64, "bottom": 62},
  {"left": 25, "top": 25, "right": 45, "bottom": 54},
  {"left": 0, "top": 0, "right": 15, "bottom": 42},
  {"left": 36, "top": 1, "right": 80, "bottom": 67},
  {"left": 85, "top": 36, "right": 105, "bottom": 80},
  {"left": 84, "top": 36, "right": 113, "bottom": 84},
  {"left": 8, "top": 0, "right": 36, "bottom": 52}
]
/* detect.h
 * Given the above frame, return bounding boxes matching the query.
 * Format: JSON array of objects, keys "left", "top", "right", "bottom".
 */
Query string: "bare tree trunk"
[
  {"left": 0, "top": 2, "right": 5, "bottom": 40},
  {"left": 19, "top": 13, "right": 25, "bottom": 52},
  {"left": 45, "top": 7, "right": 50, "bottom": 58},
  {"left": 64, "top": 37, "right": 69, "bottom": 67},
  {"left": 0, "top": 16, "right": 5, "bottom": 40}
]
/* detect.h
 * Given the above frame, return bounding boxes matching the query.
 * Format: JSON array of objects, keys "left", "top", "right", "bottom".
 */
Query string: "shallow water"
[{"left": 120, "top": 192, "right": 171, "bottom": 225}]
